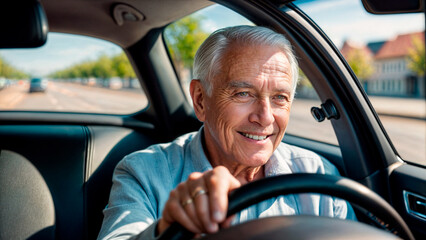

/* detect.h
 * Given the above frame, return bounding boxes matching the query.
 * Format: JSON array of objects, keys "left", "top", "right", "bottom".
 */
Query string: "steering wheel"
[{"left": 158, "top": 173, "right": 414, "bottom": 240}]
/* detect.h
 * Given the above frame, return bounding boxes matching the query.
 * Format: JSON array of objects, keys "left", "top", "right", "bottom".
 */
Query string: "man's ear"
[{"left": 190, "top": 79, "right": 206, "bottom": 122}]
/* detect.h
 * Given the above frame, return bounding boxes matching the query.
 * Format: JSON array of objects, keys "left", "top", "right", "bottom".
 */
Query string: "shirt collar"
[{"left": 188, "top": 126, "right": 212, "bottom": 172}]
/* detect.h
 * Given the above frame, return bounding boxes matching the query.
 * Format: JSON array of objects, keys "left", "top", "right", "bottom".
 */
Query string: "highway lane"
[
  {"left": 0, "top": 81, "right": 147, "bottom": 114},
  {"left": 1, "top": 81, "right": 424, "bottom": 165}
]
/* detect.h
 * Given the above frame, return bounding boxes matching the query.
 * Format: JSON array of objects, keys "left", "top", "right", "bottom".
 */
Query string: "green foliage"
[
  {"left": 113, "top": 53, "right": 136, "bottom": 78},
  {"left": 407, "top": 36, "right": 425, "bottom": 76},
  {"left": 298, "top": 69, "right": 312, "bottom": 88},
  {"left": 49, "top": 52, "right": 136, "bottom": 79},
  {"left": 0, "top": 55, "right": 28, "bottom": 79},
  {"left": 164, "top": 15, "right": 208, "bottom": 76},
  {"left": 50, "top": 15, "right": 208, "bottom": 81},
  {"left": 92, "top": 55, "right": 115, "bottom": 78},
  {"left": 346, "top": 48, "right": 373, "bottom": 81}
]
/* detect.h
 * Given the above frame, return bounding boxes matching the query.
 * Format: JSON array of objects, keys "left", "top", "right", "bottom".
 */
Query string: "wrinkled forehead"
[{"left": 217, "top": 44, "right": 291, "bottom": 85}]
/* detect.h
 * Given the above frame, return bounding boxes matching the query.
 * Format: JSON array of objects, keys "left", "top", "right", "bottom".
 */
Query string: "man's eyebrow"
[
  {"left": 274, "top": 88, "right": 290, "bottom": 93},
  {"left": 227, "top": 81, "right": 291, "bottom": 92},
  {"left": 226, "top": 81, "right": 254, "bottom": 89}
]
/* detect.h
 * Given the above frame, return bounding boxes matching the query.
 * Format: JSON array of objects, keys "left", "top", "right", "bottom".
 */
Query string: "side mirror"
[
  {"left": 361, "top": 0, "right": 424, "bottom": 14},
  {"left": 0, "top": 0, "right": 48, "bottom": 48}
]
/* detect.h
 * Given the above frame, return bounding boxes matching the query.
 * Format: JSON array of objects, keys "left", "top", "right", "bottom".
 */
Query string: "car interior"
[{"left": 0, "top": 0, "right": 425, "bottom": 240}]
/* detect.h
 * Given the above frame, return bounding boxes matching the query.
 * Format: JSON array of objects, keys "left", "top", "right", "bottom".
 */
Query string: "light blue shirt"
[{"left": 98, "top": 128, "right": 356, "bottom": 240}]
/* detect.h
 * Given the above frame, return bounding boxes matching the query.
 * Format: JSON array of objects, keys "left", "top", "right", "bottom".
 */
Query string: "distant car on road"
[
  {"left": 85, "top": 77, "right": 97, "bottom": 86},
  {"left": 29, "top": 78, "right": 48, "bottom": 93}
]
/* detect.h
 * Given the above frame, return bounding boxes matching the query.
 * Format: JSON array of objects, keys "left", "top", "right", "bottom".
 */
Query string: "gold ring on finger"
[
  {"left": 181, "top": 198, "right": 193, "bottom": 208},
  {"left": 192, "top": 188, "right": 208, "bottom": 199}
]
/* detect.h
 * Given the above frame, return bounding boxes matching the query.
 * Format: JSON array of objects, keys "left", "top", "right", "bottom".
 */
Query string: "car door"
[{"left": 285, "top": 1, "right": 426, "bottom": 239}]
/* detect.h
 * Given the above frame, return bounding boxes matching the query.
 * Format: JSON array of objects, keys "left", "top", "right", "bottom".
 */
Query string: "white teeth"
[{"left": 243, "top": 133, "right": 267, "bottom": 141}]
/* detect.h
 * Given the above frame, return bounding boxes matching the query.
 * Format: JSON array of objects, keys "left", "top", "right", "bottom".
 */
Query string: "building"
[
  {"left": 340, "top": 40, "right": 374, "bottom": 89},
  {"left": 340, "top": 40, "right": 374, "bottom": 59},
  {"left": 366, "top": 41, "right": 386, "bottom": 55},
  {"left": 341, "top": 31, "right": 425, "bottom": 98}
]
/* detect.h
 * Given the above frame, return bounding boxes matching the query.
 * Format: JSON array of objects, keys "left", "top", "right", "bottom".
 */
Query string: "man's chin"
[{"left": 236, "top": 152, "right": 272, "bottom": 167}]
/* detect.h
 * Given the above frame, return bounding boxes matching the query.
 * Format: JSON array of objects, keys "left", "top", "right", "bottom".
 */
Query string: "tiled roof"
[
  {"left": 375, "top": 31, "right": 425, "bottom": 59},
  {"left": 340, "top": 40, "right": 373, "bottom": 59}
]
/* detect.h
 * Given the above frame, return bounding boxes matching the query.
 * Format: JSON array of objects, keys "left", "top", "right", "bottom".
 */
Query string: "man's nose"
[{"left": 248, "top": 98, "right": 274, "bottom": 126}]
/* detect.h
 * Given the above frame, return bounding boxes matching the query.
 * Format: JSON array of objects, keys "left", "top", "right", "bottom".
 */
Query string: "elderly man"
[{"left": 98, "top": 25, "right": 356, "bottom": 240}]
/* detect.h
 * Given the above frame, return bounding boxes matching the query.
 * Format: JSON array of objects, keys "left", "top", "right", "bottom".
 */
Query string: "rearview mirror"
[
  {"left": 361, "top": 0, "right": 424, "bottom": 14},
  {"left": 0, "top": 0, "right": 48, "bottom": 48}
]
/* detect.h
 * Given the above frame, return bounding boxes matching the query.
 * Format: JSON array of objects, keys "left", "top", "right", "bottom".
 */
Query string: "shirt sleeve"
[
  {"left": 320, "top": 155, "right": 358, "bottom": 221},
  {"left": 333, "top": 197, "right": 358, "bottom": 221},
  {"left": 97, "top": 156, "right": 159, "bottom": 240}
]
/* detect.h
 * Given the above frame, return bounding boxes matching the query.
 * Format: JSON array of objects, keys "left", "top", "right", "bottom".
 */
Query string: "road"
[
  {"left": 287, "top": 99, "right": 426, "bottom": 166},
  {"left": 1, "top": 81, "right": 425, "bottom": 165},
  {"left": 0, "top": 81, "right": 147, "bottom": 114}
]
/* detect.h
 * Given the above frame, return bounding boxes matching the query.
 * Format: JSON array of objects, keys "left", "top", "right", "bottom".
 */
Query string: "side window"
[
  {"left": 164, "top": 5, "right": 253, "bottom": 101},
  {"left": 287, "top": 71, "right": 338, "bottom": 145},
  {"left": 296, "top": 0, "right": 425, "bottom": 165},
  {"left": 0, "top": 33, "right": 147, "bottom": 114},
  {"left": 163, "top": 4, "right": 339, "bottom": 146}
]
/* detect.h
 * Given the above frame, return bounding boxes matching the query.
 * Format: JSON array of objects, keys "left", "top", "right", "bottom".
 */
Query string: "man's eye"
[
  {"left": 274, "top": 95, "right": 287, "bottom": 101},
  {"left": 236, "top": 92, "right": 249, "bottom": 97}
]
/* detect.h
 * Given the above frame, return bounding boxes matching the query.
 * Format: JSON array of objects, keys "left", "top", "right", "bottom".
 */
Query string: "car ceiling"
[{"left": 40, "top": 0, "right": 213, "bottom": 48}]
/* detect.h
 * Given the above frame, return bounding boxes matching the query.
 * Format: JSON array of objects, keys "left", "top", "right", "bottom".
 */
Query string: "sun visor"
[{"left": 0, "top": 0, "right": 48, "bottom": 48}]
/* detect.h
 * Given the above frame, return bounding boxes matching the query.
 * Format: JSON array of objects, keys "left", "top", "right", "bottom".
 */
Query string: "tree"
[
  {"left": 164, "top": 15, "right": 208, "bottom": 80},
  {"left": 0, "top": 55, "right": 28, "bottom": 79},
  {"left": 79, "top": 61, "right": 95, "bottom": 78},
  {"left": 49, "top": 52, "right": 136, "bottom": 81},
  {"left": 407, "top": 36, "right": 425, "bottom": 76},
  {"left": 298, "top": 69, "right": 311, "bottom": 88},
  {"left": 91, "top": 55, "right": 115, "bottom": 79},
  {"left": 346, "top": 48, "right": 374, "bottom": 81},
  {"left": 112, "top": 53, "right": 135, "bottom": 79}
]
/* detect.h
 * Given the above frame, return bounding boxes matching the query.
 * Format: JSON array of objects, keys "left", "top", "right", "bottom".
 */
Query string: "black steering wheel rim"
[{"left": 158, "top": 173, "right": 414, "bottom": 240}]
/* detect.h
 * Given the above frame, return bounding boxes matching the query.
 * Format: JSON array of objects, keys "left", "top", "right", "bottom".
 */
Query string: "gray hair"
[{"left": 193, "top": 25, "right": 299, "bottom": 97}]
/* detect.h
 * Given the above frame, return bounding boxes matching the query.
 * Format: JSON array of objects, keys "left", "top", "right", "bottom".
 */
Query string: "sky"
[
  {"left": 0, "top": 34, "right": 121, "bottom": 77},
  {"left": 295, "top": 0, "right": 425, "bottom": 47},
  {"left": 0, "top": 0, "right": 424, "bottom": 77}
]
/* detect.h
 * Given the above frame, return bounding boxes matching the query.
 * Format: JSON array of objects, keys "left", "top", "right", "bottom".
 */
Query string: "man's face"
[{"left": 199, "top": 44, "right": 293, "bottom": 168}]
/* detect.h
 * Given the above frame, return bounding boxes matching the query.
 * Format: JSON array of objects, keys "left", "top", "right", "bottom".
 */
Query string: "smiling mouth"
[{"left": 239, "top": 132, "right": 271, "bottom": 141}]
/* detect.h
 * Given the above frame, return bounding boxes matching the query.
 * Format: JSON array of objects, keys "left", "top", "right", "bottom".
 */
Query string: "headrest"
[{"left": 0, "top": 0, "right": 48, "bottom": 48}]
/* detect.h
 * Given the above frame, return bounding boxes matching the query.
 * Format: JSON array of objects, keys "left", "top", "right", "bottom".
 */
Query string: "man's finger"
[
  {"left": 160, "top": 189, "right": 202, "bottom": 234},
  {"left": 220, "top": 214, "right": 236, "bottom": 229},
  {"left": 177, "top": 182, "right": 204, "bottom": 231},
  {"left": 205, "top": 166, "right": 241, "bottom": 223},
  {"left": 188, "top": 172, "right": 217, "bottom": 233}
]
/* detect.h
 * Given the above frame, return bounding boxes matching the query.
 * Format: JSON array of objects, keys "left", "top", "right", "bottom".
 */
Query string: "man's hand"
[{"left": 157, "top": 166, "right": 241, "bottom": 235}]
